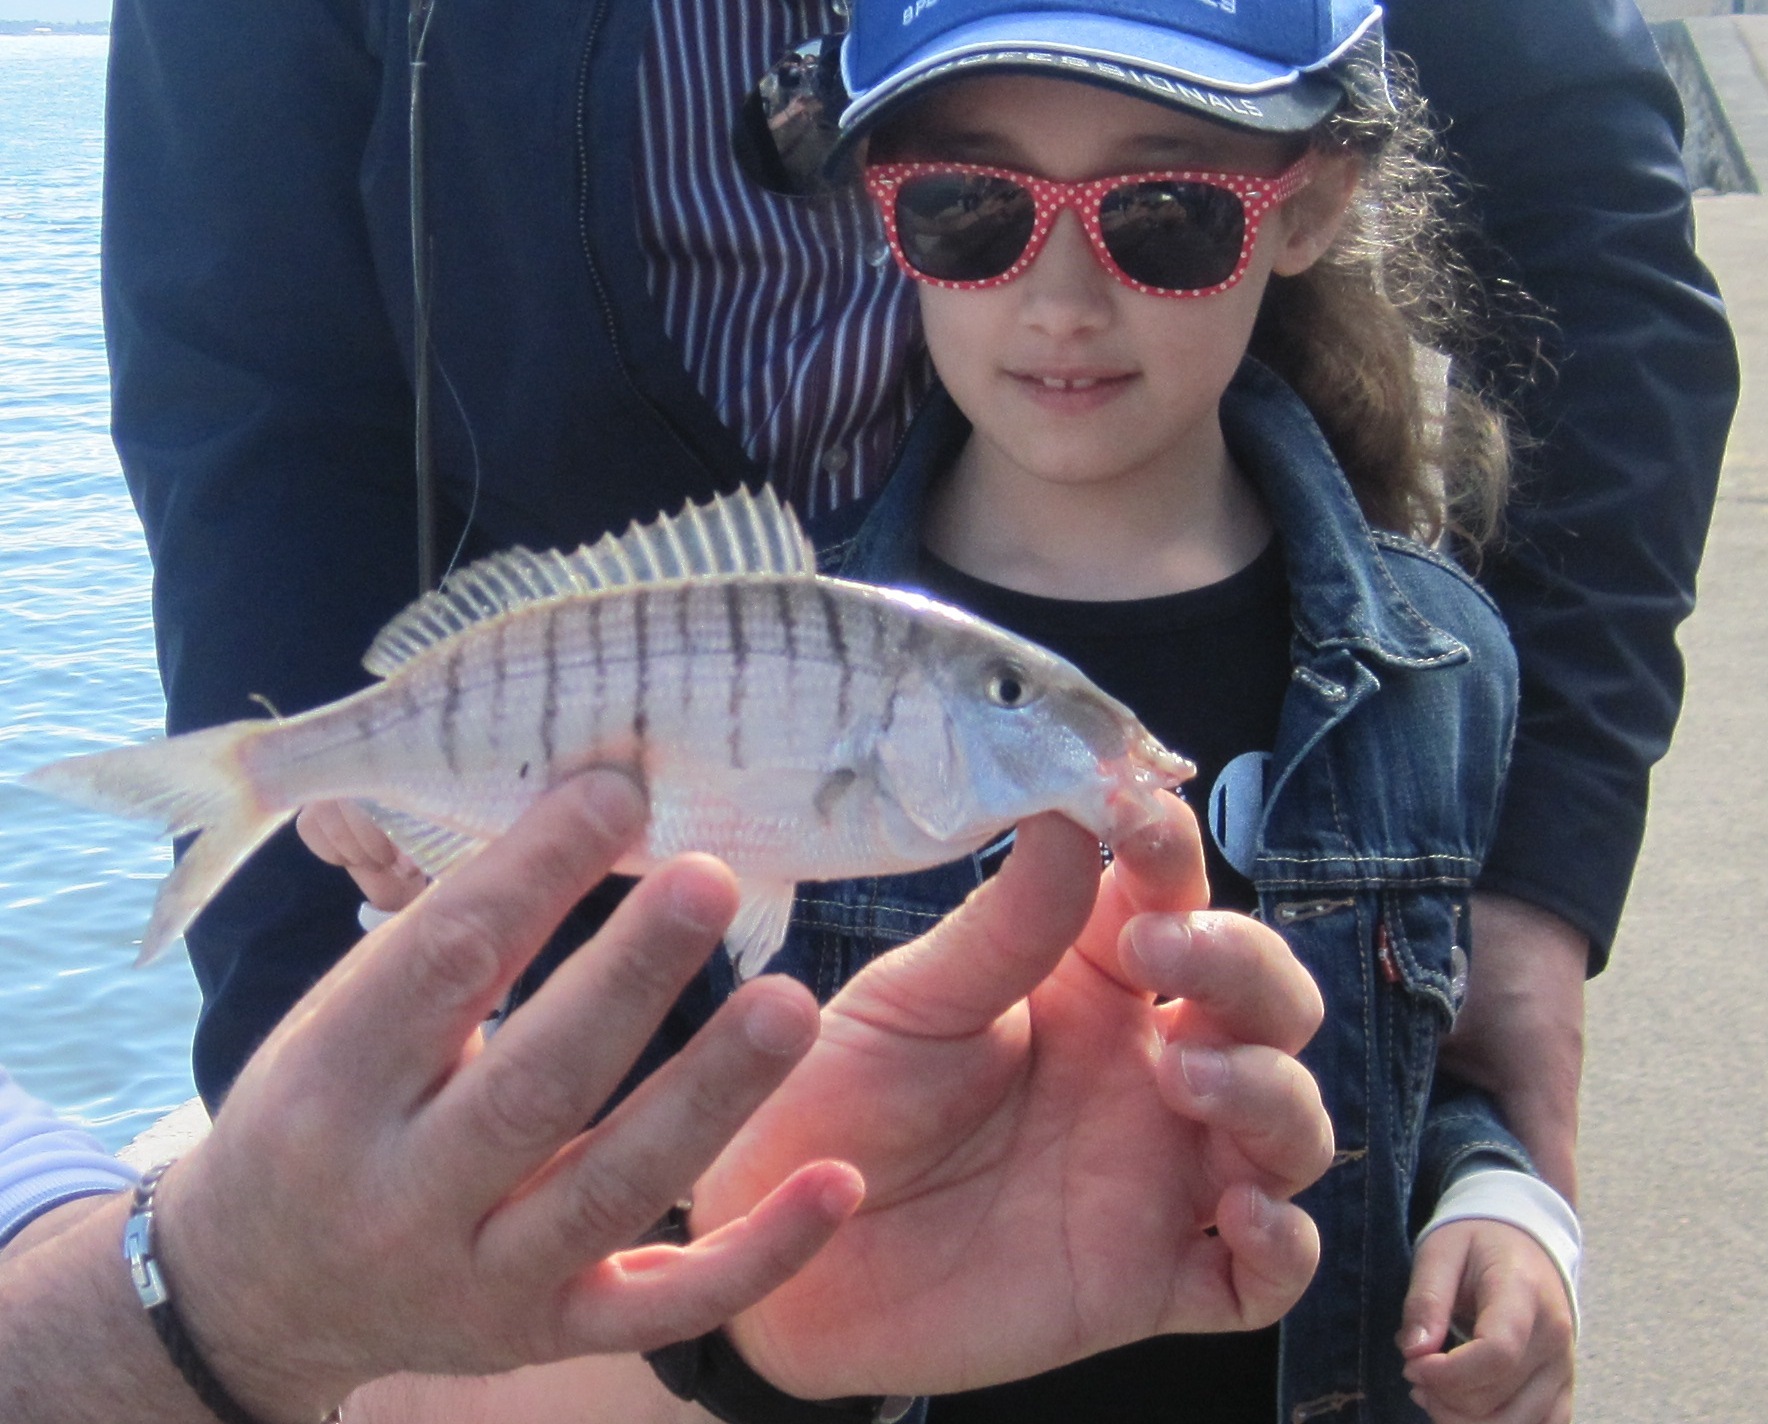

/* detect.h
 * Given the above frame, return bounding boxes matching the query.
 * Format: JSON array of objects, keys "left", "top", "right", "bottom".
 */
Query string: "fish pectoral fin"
[
  {"left": 724, "top": 880, "right": 797, "bottom": 982},
  {"left": 360, "top": 803, "right": 487, "bottom": 879}
]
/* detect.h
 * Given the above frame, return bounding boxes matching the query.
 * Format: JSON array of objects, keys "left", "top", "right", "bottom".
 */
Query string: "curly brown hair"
[{"left": 1249, "top": 55, "right": 1537, "bottom": 551}]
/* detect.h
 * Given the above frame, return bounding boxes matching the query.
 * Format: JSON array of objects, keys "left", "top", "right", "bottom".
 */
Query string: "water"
[{"left": 0, "top": 33, "right": 202, "bottom": 1149}]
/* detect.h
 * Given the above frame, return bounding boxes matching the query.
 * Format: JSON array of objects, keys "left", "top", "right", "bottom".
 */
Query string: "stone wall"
[
  {"left": 1650, "top": 16, "right": 1768, "bottom": 192},
  {"left": 1639, "top": 1, "right": 1767, "bottom": 19}
]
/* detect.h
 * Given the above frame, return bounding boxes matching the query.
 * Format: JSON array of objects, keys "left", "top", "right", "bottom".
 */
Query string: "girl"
[
  {"left": 307, "top": 2, "right": 1578, "bottom": 1420},
  {"left": 775, "top": 3, "right": 1578, "bottom": 1421}
]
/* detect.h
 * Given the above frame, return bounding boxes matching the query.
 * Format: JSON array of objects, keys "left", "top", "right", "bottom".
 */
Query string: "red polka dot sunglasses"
[{"left": 863, "top": 155, "right": 1315, "bottom": 298}]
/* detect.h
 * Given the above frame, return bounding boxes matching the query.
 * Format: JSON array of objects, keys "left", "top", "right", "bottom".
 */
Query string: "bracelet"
[
  {"left": 125, "top": 1161, "right": 342, "bottom": 1424},
  {"left": 640, "top": 1204, "right": 916, "bottom": 1424}
]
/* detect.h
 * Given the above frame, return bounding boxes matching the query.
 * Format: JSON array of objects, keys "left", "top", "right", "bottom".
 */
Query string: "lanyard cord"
[{"left": 410, "top": 0, "right": 439, "bottom": 593}]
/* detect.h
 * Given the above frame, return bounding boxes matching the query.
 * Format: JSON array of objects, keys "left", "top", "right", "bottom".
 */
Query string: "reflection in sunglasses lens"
[
  {"left": 1100, "top": 181, "right": 1244, "bottom": 291},
  {"left": 897, "top": 174, "right": 1037, "bottom": 283}
]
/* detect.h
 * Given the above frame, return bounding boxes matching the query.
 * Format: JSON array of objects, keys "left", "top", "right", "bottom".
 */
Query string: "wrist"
[
  {"left": 141, "top": 1159, "right": 348, "bottom": 1424},
  {"left": 1418, "top": 1166, "right": 1582, "bottom": 1338}
]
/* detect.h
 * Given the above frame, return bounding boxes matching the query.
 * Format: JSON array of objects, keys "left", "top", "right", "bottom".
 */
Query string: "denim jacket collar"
[{"left": 827, "top": 358, "right": 1469, "bottom": 673}]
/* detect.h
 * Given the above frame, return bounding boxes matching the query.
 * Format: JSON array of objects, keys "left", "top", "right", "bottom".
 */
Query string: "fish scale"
[{"left": 22, "top": 488, "right": 1191, "bottom": 976}]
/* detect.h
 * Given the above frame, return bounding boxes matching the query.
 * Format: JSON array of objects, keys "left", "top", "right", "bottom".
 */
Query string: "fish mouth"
[
  {"left": 1135, "top": 739, "right": 1196, "bottom": 788},
  {"left": 1098, "top": 738, "right": 1195, "bottom": 844}
]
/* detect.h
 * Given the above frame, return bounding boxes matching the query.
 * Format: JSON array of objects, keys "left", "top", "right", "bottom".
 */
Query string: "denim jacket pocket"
[
  {"left": 1375, "top": 888, "right": 1466, "bottom": 1016},
  {"left": 1372, "top": 889, "right": 1468, "bottom": 1195}
]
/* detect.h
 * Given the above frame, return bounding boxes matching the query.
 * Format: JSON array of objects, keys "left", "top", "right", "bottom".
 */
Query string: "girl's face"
[{"left": 894, "top": 74, "right": 1355, "bottom": 504}]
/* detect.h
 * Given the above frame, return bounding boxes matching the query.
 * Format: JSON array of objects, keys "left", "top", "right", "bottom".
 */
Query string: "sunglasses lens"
[
  {"left": 1099, "top": 181, "right": 1246, "bottom": 291},
  {"left": 893, "top": 173, "right": 1037, "bottom": 284}
]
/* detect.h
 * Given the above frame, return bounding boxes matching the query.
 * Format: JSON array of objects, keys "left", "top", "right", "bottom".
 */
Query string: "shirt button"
[
  {"left": 865, "top": 240, "right": 892, "bottom": 269},
  {"left": 821, "top": 448, "right": 850, "bottom": 474}
]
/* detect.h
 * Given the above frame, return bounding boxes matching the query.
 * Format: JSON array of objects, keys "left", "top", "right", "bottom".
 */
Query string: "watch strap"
[{"left": 640, "top": 1206, "right": 915, "bottom": 1424}]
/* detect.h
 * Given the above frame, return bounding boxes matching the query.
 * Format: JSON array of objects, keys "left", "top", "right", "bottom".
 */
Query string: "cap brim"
[{"left": 838, "top": 11, "right": 1351, "bottom": 153}]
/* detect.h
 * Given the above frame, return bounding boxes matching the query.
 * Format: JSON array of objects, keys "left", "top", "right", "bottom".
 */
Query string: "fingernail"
[
  {"left": 1399, "top": 1323, "right": 1430, "bottom": 1353},
  {"left": 577, "top": 770, "right": 646, "bottom": 839},
  {"left": 1125, "top": 916, "right": 1191, "bottom": 985},
  {"left": 1180, "top": 1045, "right": 1228, "bottom": 1099},
  {"left": 743, "top": 991, "right": 816, "bottom": 1058},
  {"left": 819, "top": 1166, "right": 865, "bottom": 1218}
]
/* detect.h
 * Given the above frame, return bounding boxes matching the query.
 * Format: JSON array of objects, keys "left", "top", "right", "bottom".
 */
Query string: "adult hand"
[
  {"left": 1438, "top": 893, "right": 1587, "bottom": 1201},
  {"left": 1399, "top": 1220, "right": 1576, "bottom": 1424},
  {"left": 154, "top": 771, "right": 861, "bottom": 1424},
  {"left": 698, "top": 794, "right": 1332, "bottom": 1399}
]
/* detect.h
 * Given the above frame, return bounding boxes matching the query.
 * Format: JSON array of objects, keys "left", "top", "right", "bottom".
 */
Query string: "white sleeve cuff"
[
  {"left": 358, "top": 901, "right": 398, "bottom": 932},
  {"left": 1417, "top": 1166, "right": 1583, "bottom": 1338},
  {"left": 0, "top": 1167, "right": 138, "bottom": 1250}
]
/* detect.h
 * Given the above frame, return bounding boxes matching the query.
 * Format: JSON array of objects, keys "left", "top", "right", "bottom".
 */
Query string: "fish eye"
[{"left": 986, "top": 665, "right": 1036, "bottom": 708}]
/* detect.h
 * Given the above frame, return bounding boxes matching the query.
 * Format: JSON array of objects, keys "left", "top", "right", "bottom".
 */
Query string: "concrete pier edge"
[{"left": 1652, "top": 14, "right": 1768, "bottom": 191}]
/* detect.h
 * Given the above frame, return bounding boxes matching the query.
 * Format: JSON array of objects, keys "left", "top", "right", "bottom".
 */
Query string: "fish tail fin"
[{"left": 22, "top": 722, "right": 291, "bottom": 965}]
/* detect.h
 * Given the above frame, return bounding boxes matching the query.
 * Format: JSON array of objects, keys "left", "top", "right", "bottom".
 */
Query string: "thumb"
[
  {"left": 830, "top": 811, "right": 1101, "bottom": 1037},
  {"left": 1398, "top": 1227, "right": 1466, "bottom": 1359}
]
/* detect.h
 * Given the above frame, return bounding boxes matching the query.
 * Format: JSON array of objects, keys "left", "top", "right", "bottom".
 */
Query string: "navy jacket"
[
  {"left": 102, "top": 0, "right": 1736, "bottom": 1100},
  {"left": 751, "top": 364, "right": 1532, "bottom": 1421}
]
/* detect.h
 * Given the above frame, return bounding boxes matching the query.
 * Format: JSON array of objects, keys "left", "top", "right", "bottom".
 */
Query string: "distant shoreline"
[{"left": 0, "top": 21, "right": 109, "bottom": 34}]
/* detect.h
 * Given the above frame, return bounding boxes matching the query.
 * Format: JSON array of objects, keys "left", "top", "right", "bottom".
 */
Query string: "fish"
[{"left": 22, "top": 487, "right": 1193, "bottom": 975}]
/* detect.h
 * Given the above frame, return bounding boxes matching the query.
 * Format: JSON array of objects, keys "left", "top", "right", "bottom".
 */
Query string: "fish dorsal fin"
[{"left": 363, "top": 486, "right": 814, "bottom": 677}]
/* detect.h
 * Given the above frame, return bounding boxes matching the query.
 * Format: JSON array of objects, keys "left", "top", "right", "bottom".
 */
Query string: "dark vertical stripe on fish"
[
  {"left": 587, "top": 595, "right": 606, "bottom": 749},
  {"left": 774, "top": 580, "right": 798, "bottom": 663},
  {"left": 540, "top": 603, "right": 560, "bottom": 773},
  {"left": 725, "top": 582, "right": 747, "bottom": 770},
  {"left": 675, "top": 584, "right": 694, "bottom": 731},
  {"left": 633, "top": 585, "right": 651, "bottom": 748},
  {"left": 872, "top": 598, "right": 897, "bottom": 736},
  {"left": 897, "top": 611, "right": 930, "bottom": 660},
  {"left": 774, "top": 581, "right": 799, "bottom": 744},
  {"left": 816, "top": 582, "right": 851, "bottom": 728},
  {"left": 440, "top": 642, "right": 465, "bottom": 775},
  {"left": 489, "top": 617, "right": 508, "bottom": 754}
]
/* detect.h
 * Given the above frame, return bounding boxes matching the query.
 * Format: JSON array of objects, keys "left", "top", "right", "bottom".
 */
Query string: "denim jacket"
[{"left": 744, "top": 360, "right": 1532, "bottom": 1421}]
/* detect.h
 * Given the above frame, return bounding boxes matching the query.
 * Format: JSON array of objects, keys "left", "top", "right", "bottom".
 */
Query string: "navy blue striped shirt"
[{"left": 636, "top": 0, "right": 931, "bottom": 516}]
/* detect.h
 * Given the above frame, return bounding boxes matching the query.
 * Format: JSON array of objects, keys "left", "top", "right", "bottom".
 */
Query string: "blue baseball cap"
[{"left": 838, "top": 0, "right": 1385, "bottom": 141}]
